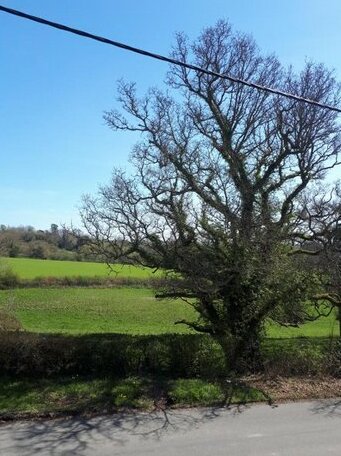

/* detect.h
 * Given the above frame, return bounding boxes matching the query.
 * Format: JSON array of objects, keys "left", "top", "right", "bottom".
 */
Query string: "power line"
[{"left": 1, "top": 4, "right": 341, "bottom": 114}]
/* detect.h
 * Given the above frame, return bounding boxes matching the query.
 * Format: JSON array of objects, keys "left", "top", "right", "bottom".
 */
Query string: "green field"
[
  {"left": 2, "top": 257, "right": 157, "bottom": 279},
  {"left": 0, "top": 288, "right": 193, "bottom": 334},
  {"left": 0, "top": 257, "right": 338, "bottom": 338},
  {"left": 0, "top": 287, "right": 337, "bottom": 337}
]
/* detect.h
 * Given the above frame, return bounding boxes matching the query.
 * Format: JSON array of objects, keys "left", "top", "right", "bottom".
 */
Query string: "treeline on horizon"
[{"left": 0, "top": 224, "right": 101, "bottom": 262}]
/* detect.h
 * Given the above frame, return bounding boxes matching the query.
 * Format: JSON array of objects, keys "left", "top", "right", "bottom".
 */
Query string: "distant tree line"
[{"left": 0, "top": 224, "right": 101, "bottom": 262}]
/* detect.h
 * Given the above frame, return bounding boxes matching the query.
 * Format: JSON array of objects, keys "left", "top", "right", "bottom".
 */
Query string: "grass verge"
[
  {"left": 0, "top": 376, "right": 267, "bottom": 420},
  {"left": 0, "top": 376, "right": 155, "bottom": 419},
  {"left": 1, "top": 375, "right": 340, "bottom": 420}
]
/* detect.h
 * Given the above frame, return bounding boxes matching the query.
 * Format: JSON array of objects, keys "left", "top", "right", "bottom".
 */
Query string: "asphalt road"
[{"left": 0, "top": 399, "right": 340, "bottom": 455}]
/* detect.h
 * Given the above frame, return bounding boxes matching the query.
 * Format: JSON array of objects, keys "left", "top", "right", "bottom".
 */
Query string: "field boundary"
[{"left": 1, "top": 275, "right": 161, "bottom": 289}]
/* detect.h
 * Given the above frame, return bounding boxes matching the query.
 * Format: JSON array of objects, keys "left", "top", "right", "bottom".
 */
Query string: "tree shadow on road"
[
  {"left": 0, "top": 402, "right": 254, "bottom": 456},
  {"left": 310, "top": 398, "right": 341, "bottom": 418}
]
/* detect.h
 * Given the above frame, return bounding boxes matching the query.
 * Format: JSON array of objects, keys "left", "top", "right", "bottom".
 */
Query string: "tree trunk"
[{"left": 216, "top": 328, "right": 263, "bottom": 375}]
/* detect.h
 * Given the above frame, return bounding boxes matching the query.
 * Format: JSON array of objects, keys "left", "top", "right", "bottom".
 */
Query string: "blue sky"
[{"left": 1, "top": 0, "right": 341, "bottom": 229}]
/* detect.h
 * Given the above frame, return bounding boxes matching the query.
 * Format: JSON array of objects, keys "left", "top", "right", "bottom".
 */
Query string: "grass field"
[
  {"left": 0, "top": 288, "right": 193, "bottom": 335},
  {"left": 2, "top": 257, "right": 339, "bottom": 338},
  {"left": 0, "top": 287, "right": 337, "bottom": 337},
  {"left": 2, "top": 257, "right": 157, "bottom": 279}
]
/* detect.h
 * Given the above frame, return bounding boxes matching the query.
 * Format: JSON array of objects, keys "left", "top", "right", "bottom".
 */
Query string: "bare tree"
[{"left": 81, "top": 21, "right": 341, "bottom": 373}]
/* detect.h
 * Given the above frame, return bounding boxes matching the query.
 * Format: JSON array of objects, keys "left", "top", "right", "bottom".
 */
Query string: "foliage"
[
  {"left": 168, "top": 379, "right": 224, "bottom": 405},
  {"left": 0, "top": 331, "right": 336, "bottom": 379},
  {"left": 0, "top": 224, "right": 98, "bottom": 262},
  {"left": 0, "top": 260, "right": 19, "bottom": 289},
  {"left": 111, "top": 377, "right": 152, "bottom": 408},
  {"left": 312, "top": 197, "right": 341, "bottom": 335},
  {"left": 262, "top": 338, "right": 327, "bottom": 376},
  {"left": 325, "top": 338, "right": 341, "bottom": 377},
  {"left": 0, "top": 310, "right": 22, "bottom": 332},
  {"left": 0, "top": 331, "right": 220, "bottom": 378}
]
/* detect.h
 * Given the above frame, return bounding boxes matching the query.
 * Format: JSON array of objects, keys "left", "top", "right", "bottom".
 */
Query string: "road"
[{"left": 0, "top": 399, "right": 340, "bottom": 455}]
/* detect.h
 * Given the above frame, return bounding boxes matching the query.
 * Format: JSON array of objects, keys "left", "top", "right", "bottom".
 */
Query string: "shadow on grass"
[
  {"left": 0, "top": 375, "right": 273, "bottom": 419},
  {"left": 220, "top": 378, "right": 275, "bottom": 407}
]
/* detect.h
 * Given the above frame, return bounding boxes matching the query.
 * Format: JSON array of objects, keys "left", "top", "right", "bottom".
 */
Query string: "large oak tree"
[{"left": 82, "top": 21, "right": 341, "bottom": 373}]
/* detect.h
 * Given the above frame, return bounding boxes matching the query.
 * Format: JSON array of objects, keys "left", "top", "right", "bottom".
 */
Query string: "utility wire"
[{"left": 1, "top": 4, "right": 341, "bottom": 114}]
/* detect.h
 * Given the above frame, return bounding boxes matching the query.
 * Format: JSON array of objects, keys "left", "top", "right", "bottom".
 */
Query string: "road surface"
[{"left": 0, "top": 399, "right": 340, "bottom": 455}]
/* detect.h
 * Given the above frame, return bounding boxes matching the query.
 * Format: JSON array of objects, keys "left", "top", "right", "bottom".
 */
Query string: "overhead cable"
[{"left": 1, "top": 4, "right": 341, "bottom": 113}]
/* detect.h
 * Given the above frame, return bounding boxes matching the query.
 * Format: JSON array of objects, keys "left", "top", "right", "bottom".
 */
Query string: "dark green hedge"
[
  {"left": 0, "top": 331, "right": 339, "bottom": 378},
  {"left": 0, "top": 332, "right": 225, "bottom": 378}
]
